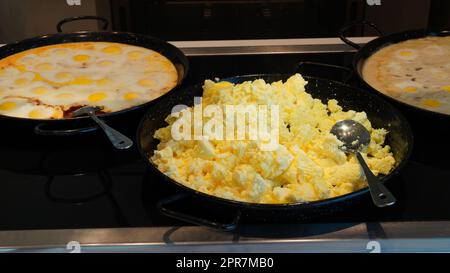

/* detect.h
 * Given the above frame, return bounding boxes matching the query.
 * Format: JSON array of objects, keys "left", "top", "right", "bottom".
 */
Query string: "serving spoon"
[
  {"left": 72, "top": 106, "right": 133, "bottom": 150},
  {"left": 330, "top": 119, "right": 396, "bottom": 207}
]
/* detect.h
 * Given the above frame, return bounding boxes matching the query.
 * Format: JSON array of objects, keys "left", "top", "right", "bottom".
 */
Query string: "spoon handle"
[
  {"left": 89, "top": 113, "right": 133, "bottom": 150},
  {"left": 356, "top": 152, "right": 396, "bottom": 207}
]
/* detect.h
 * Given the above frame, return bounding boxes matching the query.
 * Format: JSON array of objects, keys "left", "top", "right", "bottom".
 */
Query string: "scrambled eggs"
[{"left": 152, "top": 74, "right": 395, "bottom": 204}]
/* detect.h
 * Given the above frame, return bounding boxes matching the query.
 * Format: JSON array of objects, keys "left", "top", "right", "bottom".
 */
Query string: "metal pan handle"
[
  {"left": 157, "top": 193, "right": 241, "bottom": 232},
  {"left": 295, "top": 61, "right": 354, "bottom": 83},
  {"left": 56, "top": 16, "right": 109, "bottom": 33},
  {"left": 339, "top": 20, "right": 383, "bottom": 50},
  {"left": 34, "top": 123, "right": 98, "bottom": 136}
]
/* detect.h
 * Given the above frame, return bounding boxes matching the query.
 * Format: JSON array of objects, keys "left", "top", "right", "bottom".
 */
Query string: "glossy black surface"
[
  {"left": 114, "top": 0, "right": 363, "bottom": 41},
  {"left": 1, "top": 52, "right": 449, "bottom": 231}
]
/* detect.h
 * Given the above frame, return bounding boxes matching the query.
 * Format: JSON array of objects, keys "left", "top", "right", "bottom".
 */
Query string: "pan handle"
[
  {"left": 295, "top": 61, "right": 354, "bottom": 83},
  {"left": 34, "top": 123, "right": 98, "bottom": 136},
  {"left": 339, "top": 20, "right": 383, "bottom": 50},
  {"left": 157, "top": 193, "right": 242, "bottom": 232},
  {"left": 57, "top": 16, "right": 109, "bottom": 33}
]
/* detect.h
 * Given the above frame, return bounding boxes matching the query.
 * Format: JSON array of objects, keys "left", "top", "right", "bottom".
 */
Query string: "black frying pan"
[
  {"left": 0, "top": 16, "right": 189, "bottom": 137},
  {"left": 339, "top": 21, "right": 450, "bottom": 165},
  {"left": 137, "top": 74, "right": 413, "bottom": 231},
  {"left": 339, "top": 21, "right": 450, "bottom": 119}
]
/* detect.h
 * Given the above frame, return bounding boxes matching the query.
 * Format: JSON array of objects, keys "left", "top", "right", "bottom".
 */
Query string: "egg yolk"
[
  {"left": 28, "top": 109, "right": 49, "bottom": 119},
  {"left": 88, "top": 92, "right": 107, "bottom": 102},
  {"left": 144, "top": 59, "right": 173, "bottom": 71},
  {"left": 399, "top": 51, "right": 413, "bottom": 57},
  {"left": 55, "top": 72, "right": 72, "bottom": 80},
  {"left": 72, "top": 76, "right": 93, "bottom": 85},
  {"left": 15, "top": 64, "right": 28, "bottom": 73},
  {"left": 73, "top": 54, "right": 90, "bottom": 62},
  {"left": 98, "top": 60, "right": 113, "bottom": 67},
  {"left": 32, "top": 73, "right": 44, "bottom": 82},
  {"left": 128, "top": 51, "right": 144, "bottom": 60},
  {"left": 403, "top": 86, "right": 417, "bottom": 92},
  {"left": 423, "top": 99, "right": 441, "bottom": 108},
  {"left": 102, "top": 45, "right": 122, "bottom": 54},
  {"left": 441, "top": 86, "right": 450, "bottom": 93},
  {"left": 35, "top": 63, "right": 53, "bottom": 71},
  {"left": 14, "top": 78, "right": 29, "bottom": 86},
  {"left": 0, "top": 101, "right": 17, "bottom": 111},
  {"left": 96, "top": 78, "right": 113, "bottom": 86},
  {"left": 32, "top": 87, "right": 49, "bottom": 95},
  {"left": 138, "top": 79, "right": 156, "bottom": 87},
  {"left": 123, "top": 92, "right": 139, "bottom": 100}
]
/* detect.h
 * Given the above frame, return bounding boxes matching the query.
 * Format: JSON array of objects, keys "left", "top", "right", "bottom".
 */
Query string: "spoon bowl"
[
  {"left": 330, "top": 120, "right": 371, "bottom": 153},
  {"left": 331, "top": 120, "right": 396, "bottom": 207}
]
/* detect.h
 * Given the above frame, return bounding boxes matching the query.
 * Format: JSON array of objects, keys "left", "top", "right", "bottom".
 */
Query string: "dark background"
[{"left": 0, "top": 0, "right": 449, "bottom": 43}]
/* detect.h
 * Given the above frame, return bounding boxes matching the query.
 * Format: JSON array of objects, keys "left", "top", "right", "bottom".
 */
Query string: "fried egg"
[
  {"left": 395, "top": 48, "right": 418, "bottom": 61},
  {"left": 394, "top": 80, "right": 422, "bottom": 94},
  {"left": 0, "top": 42, "right": 178, "bottom": 119},
  {"left": 363, "top": 36, "right": 450, "bottom": 115},
  {"left": 0, "top": 97, "right": 62, "bottom": 119}
]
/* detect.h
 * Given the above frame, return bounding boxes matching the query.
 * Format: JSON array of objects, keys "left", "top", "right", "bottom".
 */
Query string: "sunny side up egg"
[{"left": 0, "top": 42, "right": 178, "bottom": 119}]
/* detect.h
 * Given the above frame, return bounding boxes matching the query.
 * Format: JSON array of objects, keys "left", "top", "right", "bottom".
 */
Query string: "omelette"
[
  {"left": 363, "top": 36, "right": 450, "bottom": 115},
  {"left": 152, "top": 74, "right": 395, "bottom": 204},
  {"left": 0, "top": 42, "right": 178, "bottom": 119}
]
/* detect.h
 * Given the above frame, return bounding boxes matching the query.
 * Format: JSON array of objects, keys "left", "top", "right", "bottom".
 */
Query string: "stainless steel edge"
[
  {"left": 1, "top": 221, "right": 450, "bottom": 252},
  {"left": 173, "top": 45, "right": 350, "bottom": 56},
  {"left": 169, "top": 37, "right": 375, "bottom": 56}
]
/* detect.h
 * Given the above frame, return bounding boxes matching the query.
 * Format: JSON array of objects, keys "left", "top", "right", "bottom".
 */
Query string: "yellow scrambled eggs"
[{"left": 152, "top": 74, "right": 395, "bottom": 204}]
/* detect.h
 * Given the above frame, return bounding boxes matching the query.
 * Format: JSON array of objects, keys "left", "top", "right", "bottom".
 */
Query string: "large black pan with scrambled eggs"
[{"left": 138, "top": 74, "right": 413, "bottom": 231}]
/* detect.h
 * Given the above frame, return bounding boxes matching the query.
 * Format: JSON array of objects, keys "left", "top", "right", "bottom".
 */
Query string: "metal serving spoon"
[
  {"left": 331, "top": 119, "right": 395, "bottom": 207},
  {"left": 72, "top": 106, "right": 133, "bottom": 150}
]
